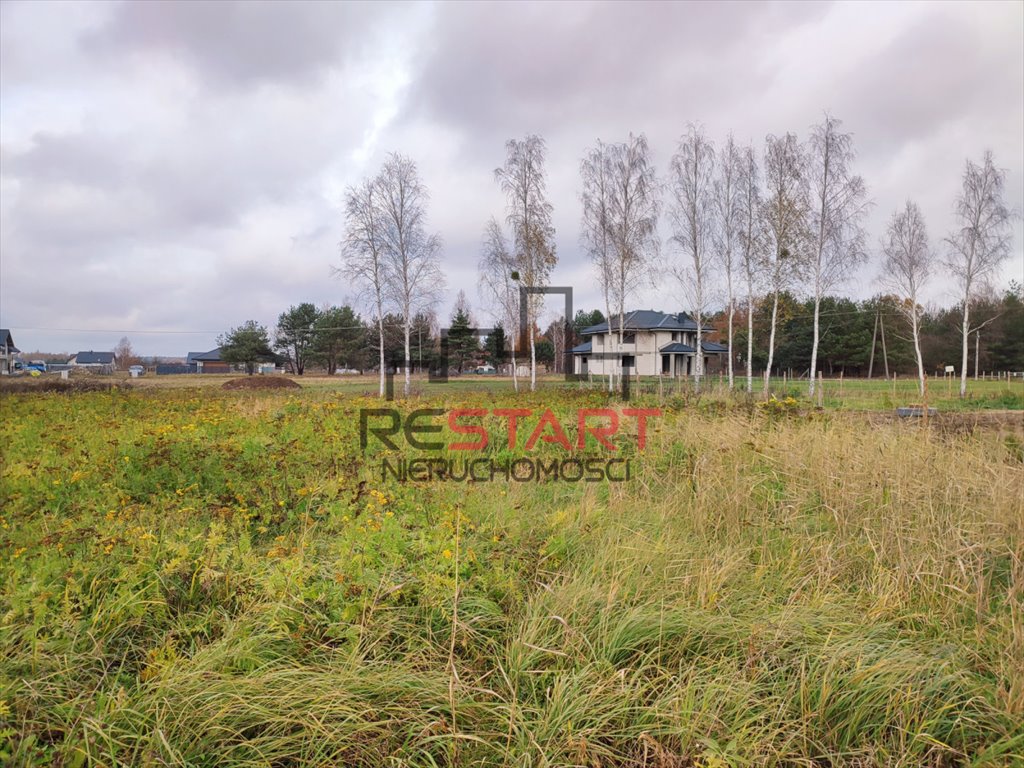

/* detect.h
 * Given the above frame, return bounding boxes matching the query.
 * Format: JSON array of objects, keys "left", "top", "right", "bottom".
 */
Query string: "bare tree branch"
[
  {"left": 806, "top": 115, "right": 870, "bottom": 396},
  {"left": 478, "top": 217, "right": 521, "bottom": 390},
  {"left": 761, "top": 132, "right": 811, "bottom": 392},
  {"left": 375, "top": 152, "right": 445, "bottom": 396},
  {"left": 340, "top": 178, "right": 389, "bottom": 397},
  {"left": 880, "top": 201, "right": 932, "bottom": 395},
  {"left": 670, "top": 124, "right": 716, "bottom": 392},
  {"left": 580, "top": 139, "right": 617, "bottom": 391},
  {"left": 944, "top": 151, "right": 1014, "bottom": 397},
  {"left": 715, "top": 134, "right": 743, "bottom": 390},
  {"left": 737, "top": 143, "right": 766, "bottom": 394},
  {"left": 495, "top": 135, "right": 557, "bottom": 392}
]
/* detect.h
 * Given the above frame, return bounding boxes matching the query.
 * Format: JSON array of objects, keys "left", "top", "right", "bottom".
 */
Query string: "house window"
[
  {"left": 623, "top": 332, "right": 636, "bottom": 344},
  {"left": 672, "top": 332, "right": 679, "bottom": 342},
  {"left": 621, "top": 355, "right": 635, "bottom": 369}
]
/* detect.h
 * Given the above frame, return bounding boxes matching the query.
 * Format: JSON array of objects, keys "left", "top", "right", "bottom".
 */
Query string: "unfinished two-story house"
[{"left": 571, "top": 310, "right": 727, "bottom": 377}]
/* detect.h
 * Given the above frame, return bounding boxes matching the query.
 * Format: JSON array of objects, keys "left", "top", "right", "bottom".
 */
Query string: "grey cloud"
[
  {"left": 833, "top": 9, "right": 1022, "bottom": 159},
  {"left": 404, "top": 1, "right": 830, "bottom": 152},
  {"left": 84, "top": 0, "right": 394, "bottom": 89},
  {"left": 3, "top": 86, "right": 365, "bottom": 247}
]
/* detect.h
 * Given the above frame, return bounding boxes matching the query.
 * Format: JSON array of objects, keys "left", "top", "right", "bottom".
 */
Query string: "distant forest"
[{"left": 223, "top": 282, "right": 1023, "bottom": 378}]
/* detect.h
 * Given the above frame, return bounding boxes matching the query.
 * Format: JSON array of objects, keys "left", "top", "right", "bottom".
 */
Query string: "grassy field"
[{"left": 1, "top": 382, "right": 1022, "bottom": 766}]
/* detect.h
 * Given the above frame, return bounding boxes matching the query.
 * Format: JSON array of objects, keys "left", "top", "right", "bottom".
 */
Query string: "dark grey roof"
[
  {"left": 571, "top": 341, "right": 592, "bottom": 354},
  {"left": 659, "top": 342, "right": 696, "bottom": 354},
  {"left": 659, "top": 340, "right": 728, "bottom": 355},
  {"left": 581, "top": 310, "right": 713, "bottom": 335},
  {"left": 0, "top": 329, "right": 18, "bottom": 353},
  {"left": 74, "top": 351, "right": 115, "bottom": 364},
  {"left": 189, "top": 348, "right": 223, "bottom": 362}
]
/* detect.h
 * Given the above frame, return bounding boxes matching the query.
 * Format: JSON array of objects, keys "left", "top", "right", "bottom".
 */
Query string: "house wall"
[
  {"left": 577, "top": 329, "right": 700, "bottom": 377},
  {"left": 69, "top": 363, "right": 115, "bottom": 374},
  {"left": 197, "top": 361, "right": 230, "bottom": 373}
]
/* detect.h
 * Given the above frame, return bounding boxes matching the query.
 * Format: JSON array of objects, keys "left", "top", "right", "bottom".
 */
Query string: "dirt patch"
[
  {"left": 0, "top": 377, "right": 127, "bottom": 394},
  {"left": 222, "top": 376, "right": 302, "bottom": 391},
  {"left": 865, "top": 409, "right": 1023, "bottom": 438}
]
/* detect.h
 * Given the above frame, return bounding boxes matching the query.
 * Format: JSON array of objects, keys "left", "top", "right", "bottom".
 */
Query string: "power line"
[{"left": 8, "top": 323, "right": 410, "bottom": 334}]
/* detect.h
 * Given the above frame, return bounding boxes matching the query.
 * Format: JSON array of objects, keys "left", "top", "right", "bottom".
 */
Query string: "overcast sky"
[{"left": 2, "top": 0, "right": 1022, "bottom": 357}]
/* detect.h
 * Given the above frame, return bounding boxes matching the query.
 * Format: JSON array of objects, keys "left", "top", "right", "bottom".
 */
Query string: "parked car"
[
  {"left": 128, "top": 365, "right": 145, "bottom": 377},
  {"left": 474, "top": 364, "right": 496, "bottom": 374},
  {"left": 334, "top": 368, "right": 361, "bottom": 375},
  {"left": 24, "top": 361, "right": 46, "bottom": 373}
]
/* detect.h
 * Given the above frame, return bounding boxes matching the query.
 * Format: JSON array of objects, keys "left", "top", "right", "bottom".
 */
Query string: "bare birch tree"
[
  {"left": 715, "top": 135, "right": 743, "bottom": 389},
  {"left": 495, "top": 135, "right": 557, "bottom": 392},
  {"left": 607, "top": 133, "right": 660, "bottom": 383},
  {"left": 669, "top": 124, "right": 716, "bottom": 392},
  {"left": 945, "top": 151, "right": 1013, "bottom": 398},
  {"left": 761, "top": 133, "right": 810, "bottom": 393},
  {"left": 806, "top": 115, "right": 869, "bottom": 396},
  {"left": 579, "top": 140, "right": 617, "bottom": 391},
  {"left": 478, "top": 217, "right": 521, "bottom": 391},
  {"left": 737, "top": 144, "right": 765, "bottom": 393},
  {"left": 341, "top": 178, "right": 389, "bottom": 398},
  {"left": 375, "top": 153, "right": 444, "bottom": 397},
  {"left": 880, "top": 201, "right": 932, "bottom": 396}
]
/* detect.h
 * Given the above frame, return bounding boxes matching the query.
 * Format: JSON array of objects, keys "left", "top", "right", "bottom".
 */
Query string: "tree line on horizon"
[{"left": 213, "top": 278, "right": 1022, "bottom": 381}]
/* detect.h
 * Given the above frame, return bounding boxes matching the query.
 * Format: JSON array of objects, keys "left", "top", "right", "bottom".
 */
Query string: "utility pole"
[
  {"left": 879, "top": 310, "right": 890, "bottom": 380},
  {"left": 868, "top": 308, "right": 879, "bottom": 379}
]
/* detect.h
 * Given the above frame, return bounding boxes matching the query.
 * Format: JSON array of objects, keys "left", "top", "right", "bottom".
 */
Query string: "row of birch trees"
[
  {"left": 344, "top": 126, "right": 1013, "bottom": 400},
  {"left": 572, "top": 119, "right": 1012, "bottom": 398}
]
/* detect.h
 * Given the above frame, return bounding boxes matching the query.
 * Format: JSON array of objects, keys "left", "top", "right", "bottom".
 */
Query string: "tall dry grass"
[{"left": 3, "top": 394, "right": 1021, "bottom": 766}]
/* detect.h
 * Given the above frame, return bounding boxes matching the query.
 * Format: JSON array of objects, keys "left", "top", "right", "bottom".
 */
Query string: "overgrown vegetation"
[{"left": 1, "top": 387, "right": 1021, "bottom": 766}]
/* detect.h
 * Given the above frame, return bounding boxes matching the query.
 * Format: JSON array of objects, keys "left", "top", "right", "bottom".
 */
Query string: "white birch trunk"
[
  {"left": 618, "top": 308, "right": 625, "bottom": 393},
  {"left": 809, "top": 293, "right": 821, "bottom": 395},
  {"left": 377, "top": 313, "right": 385, "bottom": 398},
  {"left": 605, "top": 299, "right": 615, "bottom": 392},
  {"left": 764, "top": 289, "right": 779, "bottom": 393},
  {"left": 529, "top": 323, "right": 536, "bottom": 392},
  {"left": 959, "top": 298, "right": 970, "bottom": 398},
  {"left": 746, "top": 289, "right": 754, "bottom": 394},
  {"left": 727, "top": 297, "right": 734, "bottom": 390},
  {"left": 510, "top": 333, "right": 518, "bottom": 393},
  {"left": 403, "top": 320, "right": 411, "bottom": 397},
  {"left": 694, "top": 310, "right": 702, "bottom": 393},
  {"left": 913, "top": 311, "right": 925, "bottom": 397}
]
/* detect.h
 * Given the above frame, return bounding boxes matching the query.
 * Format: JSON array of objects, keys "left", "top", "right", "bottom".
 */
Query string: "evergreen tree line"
[
  {"left": 723, "top": 284, "right": 1023, "bottom": 379},
  {"left": 220, "top": 280, "right": 1021, "bottom": 377},
  {"left": 220, "top": 302, "right": 536, "bottom": 376}
]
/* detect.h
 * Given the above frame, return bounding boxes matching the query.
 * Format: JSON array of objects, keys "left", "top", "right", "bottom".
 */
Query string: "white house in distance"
[
  {"left": 69, "top": 351, "right": 117, "bottom": 371},
  {"left": 572, "top": 310, "right": 727, "bottom": 377}
]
